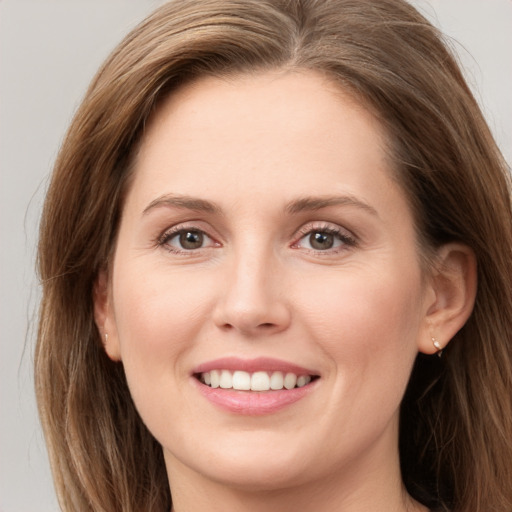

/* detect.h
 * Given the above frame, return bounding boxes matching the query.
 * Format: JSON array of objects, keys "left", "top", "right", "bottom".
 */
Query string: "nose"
[{"left": 212, "top": 246, "right": 291, "bottom": 337}]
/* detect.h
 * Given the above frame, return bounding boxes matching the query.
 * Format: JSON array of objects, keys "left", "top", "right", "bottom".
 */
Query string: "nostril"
[
  {"left": 213, "top": 300, "right": 291, "bottom": 335},
  {"left": 220, "top": 322, "right": 275, "bottom": 331}
]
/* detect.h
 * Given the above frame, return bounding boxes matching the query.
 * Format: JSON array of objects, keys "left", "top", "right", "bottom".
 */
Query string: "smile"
[
  {"left": 192, "top": 357, "right": 320, "bottom": 415},
  {"left": 198, "top": 370, "right": 314, "bottom": 391}
]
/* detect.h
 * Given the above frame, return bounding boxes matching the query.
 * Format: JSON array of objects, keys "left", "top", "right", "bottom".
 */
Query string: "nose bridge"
[{"left": 214, "top": 237, "right": 290, "bottom": 335}]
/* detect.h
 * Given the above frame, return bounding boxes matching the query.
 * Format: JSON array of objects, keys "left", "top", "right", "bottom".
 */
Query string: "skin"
[{"left": 95, "top": 70, "right": 476, "bottom": 512}]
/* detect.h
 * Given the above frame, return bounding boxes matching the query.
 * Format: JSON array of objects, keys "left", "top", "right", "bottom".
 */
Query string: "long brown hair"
[{"left": 36, "top": 1, "right": 512, "bottom": 510}]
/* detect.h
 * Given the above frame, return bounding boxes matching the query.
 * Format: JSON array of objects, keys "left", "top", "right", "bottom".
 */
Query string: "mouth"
[
  {"left": 192, "top": 357, "right": 320, "bottom": 415},
  {"left": 195, "top": 370, "right": 318, "bottom": 391}
]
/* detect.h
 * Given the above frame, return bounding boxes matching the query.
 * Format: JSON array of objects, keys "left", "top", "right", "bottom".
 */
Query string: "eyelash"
[
  {"left": 156, "top": 222, "right": 357, "bottom": 255},
  {"left": 156, "top": 224, "right": 219, "bottom": 254},
  {"left": 292, "top": 223, "right": 357, "bottom": 254}
]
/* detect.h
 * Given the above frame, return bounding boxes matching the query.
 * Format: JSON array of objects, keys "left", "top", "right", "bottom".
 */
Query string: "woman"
[{"left": 35, "top": 0, "right": 512, "bottom": 511}]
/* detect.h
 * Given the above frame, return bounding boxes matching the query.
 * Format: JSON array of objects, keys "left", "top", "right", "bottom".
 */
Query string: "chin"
[
  {"left": 201, "top": 459, "right": 313, "bottom": 492},
  {"left": 165, "top": 433, "right": 318, "bottom": 491}
]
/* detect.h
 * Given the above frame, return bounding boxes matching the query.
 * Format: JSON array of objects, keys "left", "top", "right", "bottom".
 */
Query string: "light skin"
[{"left": 95, "top": 70, "right": 476, "bottom": 512}]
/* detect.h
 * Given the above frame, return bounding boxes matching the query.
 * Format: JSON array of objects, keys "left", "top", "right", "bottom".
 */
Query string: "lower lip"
[{"left": 193, "top": 378, "right": 317, "bottom": 416}]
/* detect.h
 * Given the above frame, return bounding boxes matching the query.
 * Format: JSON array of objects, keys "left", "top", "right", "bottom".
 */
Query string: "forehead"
[
  {"left": 143, "top": 70, "right": 384, "bottom": 147},
  {"left": 130, "top": 70, "right": 394, "bottom": 202}
]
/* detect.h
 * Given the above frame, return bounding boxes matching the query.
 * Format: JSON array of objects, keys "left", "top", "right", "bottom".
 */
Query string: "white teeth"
[
  {"left": 199, "top": 370, "right": 314, "bottom": 391},
  {"left": 269, "top": 371, "right": 284, "bottom": 390},
  {"left": 284, "top": 372, "right": 297, "bottom": 390},
  {"left": 219, "top": 370, "right": 232, "bottom": 389},
  {"left": 210, "top": 370, "right": 220, "bottom": 388},
  {"left": 251, "top": 371, "right": 270, "bottom": 391},
  {"left": 232, "top": 371, "right": 251, "bottom": 390}
]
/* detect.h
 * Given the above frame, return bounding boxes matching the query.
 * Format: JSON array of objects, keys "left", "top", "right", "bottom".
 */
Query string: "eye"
[
  {"left": 159, "top": 227, "right": 218, "bottom": 252},
  {"left": 294, "top": 225, "right": 356, "bottom": 252},
  {"left": 174, "top": 230, "right": 206, "bottom": 250}
]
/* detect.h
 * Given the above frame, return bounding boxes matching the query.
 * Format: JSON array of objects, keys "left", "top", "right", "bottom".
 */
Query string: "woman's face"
[{"left": 100, "top": 71, "right": 435, "bottom": 491}]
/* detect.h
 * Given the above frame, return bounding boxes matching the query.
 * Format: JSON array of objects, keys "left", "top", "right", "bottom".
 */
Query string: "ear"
[
  {"left": 93, "top": 268, "right": 122, "bottom": 361},
  {"left": 418, "top": 243, "right": 477, "bottom": 355}
]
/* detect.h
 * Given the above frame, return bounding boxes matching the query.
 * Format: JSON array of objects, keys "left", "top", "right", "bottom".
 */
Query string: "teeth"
[
  {"left": 284, "top": 372, "right": 297, "bottom": 390},
  {"left": 251, "top": 371, "right": 270, "bottom": 391},
  {"left": 199, "top": 370, "right": 314, "bottom": 391},
  {"left": 232, "top": 371, "right": 251, "bottom": 390},
  {"left": 210, "top": 370, "right": 220, "bottom": 388},
  {"left": 269, "top": 371, "right": 284, "bottom": 390},
  {"left": 297, "top": 375, "right": 311, "bottom": 387},
  {"left": 219, "top": 370, "right": 232, "bottom": 389}
]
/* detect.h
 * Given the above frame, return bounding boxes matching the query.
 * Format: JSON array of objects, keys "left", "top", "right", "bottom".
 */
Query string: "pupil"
[
  {"left": 310, "top": 232, "right": 333, "bottom": 250},
  {"left": 180, "top": 230, "right": 203, "bottom": 249}
]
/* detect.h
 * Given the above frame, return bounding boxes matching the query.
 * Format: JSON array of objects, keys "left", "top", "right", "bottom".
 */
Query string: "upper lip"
[{"left": 192, "top": 357, "right": 319, "bottom": 376}]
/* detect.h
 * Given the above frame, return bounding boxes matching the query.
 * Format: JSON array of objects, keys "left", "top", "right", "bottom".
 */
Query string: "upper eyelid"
[
  {"left": 293, "top": 221, "right": 355, "bottom": 238},
  {"left": 159, "top": 220, "right": 217, "bottom": 237},
  {"left": 155, "top": 220, "right": 356, "bottom": 246},
  {"left": 158, "top": 224, "right": 217, "bottom": 243}
]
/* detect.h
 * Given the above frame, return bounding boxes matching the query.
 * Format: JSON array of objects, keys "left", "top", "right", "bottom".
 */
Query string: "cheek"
[
  {"left": 298, "top": 265, "right": 424, "bottom": 385},
  {"left": 300, "top": 270, "right": 425, "bottom": 454},
  {"left": 304, "top": 263, "right": 422, "bottom": 328},
  {"left": 115, "top": 270, "right": 208, "bottom": 326},
  {"left": 109, "top": 268, "right": 219, "bottom": 445},
  {"left": 110, "top": 263, "right": 215, "bottom": 396}
]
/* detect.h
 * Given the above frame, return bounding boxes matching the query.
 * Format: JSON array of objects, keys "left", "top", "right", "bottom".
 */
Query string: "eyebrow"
[
  {"left": 142, "top": 194, "right": 221, "bottom": 216},
  {"left": 142, "top": 193, "right": 378, "bottom": 217},
  {"left": 285, "top": 195, "right": 379, "bottom": 217}
]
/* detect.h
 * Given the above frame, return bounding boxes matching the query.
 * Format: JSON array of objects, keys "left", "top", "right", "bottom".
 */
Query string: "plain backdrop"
[{"left": 0, "top": 1, "right": 510, "bottom": 510}]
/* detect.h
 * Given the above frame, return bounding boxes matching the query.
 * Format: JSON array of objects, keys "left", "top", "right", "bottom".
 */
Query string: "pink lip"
[
  {"left": 192, "top": 378, "right": 318, "bottom": 416},
  {"left": 191, "top": 357, "right": 319, "bottom": 416},
  {"left": 192, "top": 357, "right": 317, "bottom": 376}
]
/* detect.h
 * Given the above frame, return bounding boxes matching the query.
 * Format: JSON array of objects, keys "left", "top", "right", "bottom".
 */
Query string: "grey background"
[{"left": 1, "top": 1, "right": 510, "bottom": 510}]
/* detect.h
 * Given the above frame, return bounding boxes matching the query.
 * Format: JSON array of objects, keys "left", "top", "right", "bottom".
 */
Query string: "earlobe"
[
  {"left": 418, "top": 243, "right": 477, "bottom": 355},
  {"left": 93, "top": 269, "right": 122, "bottom": 361}
]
